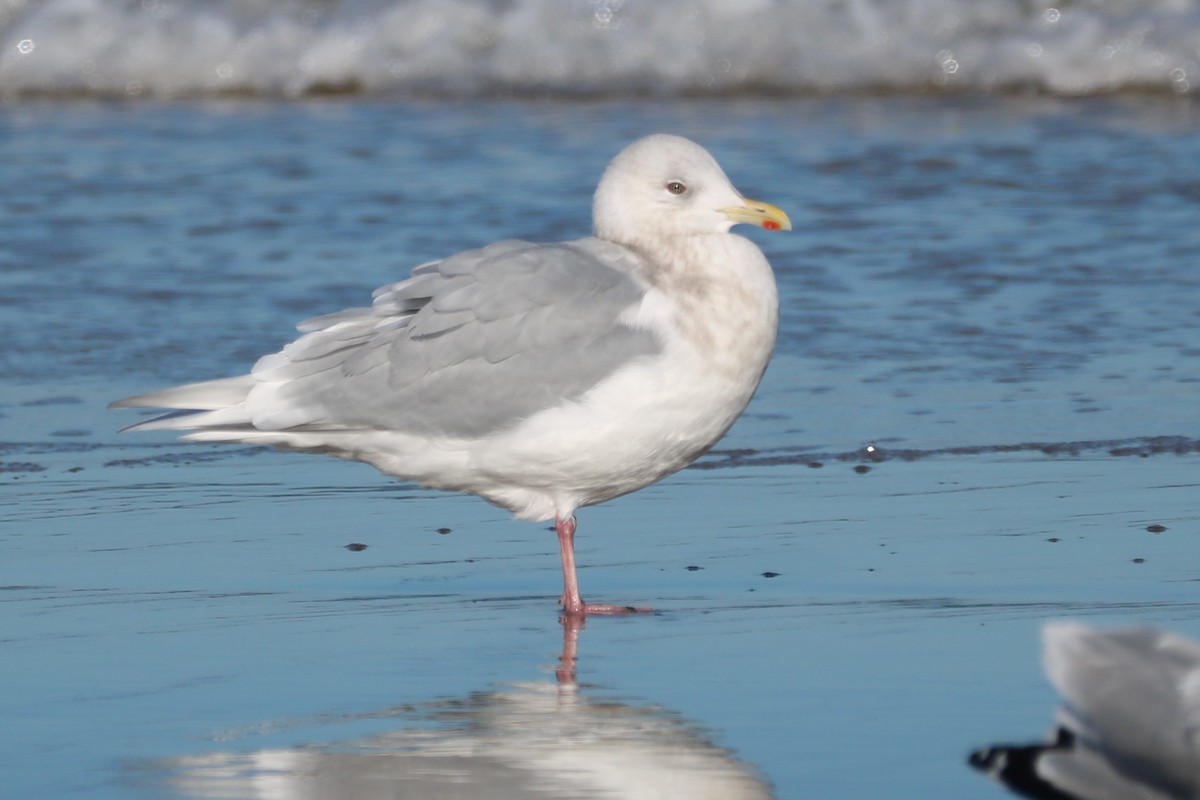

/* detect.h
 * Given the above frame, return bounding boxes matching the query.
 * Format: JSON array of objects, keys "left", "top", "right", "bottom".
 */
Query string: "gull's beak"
[{"left": 721, "top": 198, "right": 792, "bottom": 232}]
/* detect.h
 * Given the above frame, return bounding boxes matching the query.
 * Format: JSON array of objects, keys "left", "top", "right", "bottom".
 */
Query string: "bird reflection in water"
[{"left": 146, "top": 616, "right": 775, "bottom": 800}]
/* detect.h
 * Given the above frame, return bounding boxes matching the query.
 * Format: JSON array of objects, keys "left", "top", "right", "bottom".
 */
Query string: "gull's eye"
[{"left": 665, "top": 181, "right": 687, "bottom": 195}]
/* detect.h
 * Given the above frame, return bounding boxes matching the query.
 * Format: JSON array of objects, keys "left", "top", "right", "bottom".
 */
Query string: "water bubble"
[
  {"left": 16, "top": 38, "right": 34, "bottom": 55},
  {"left": 126, "top": 80, "right": 144, "bottom": 96},
  {"left": 936, "top": 48, "right": 960, "bottom": 74},
  {"left": 1026, "top": 43, "right": 1043, "bottom": 58},
  {"left": 591, "top": 0, "right": 625, "bottom": 30},
  {"left": 936, "top": 49, "right": 960, "bottom": 73},
  {"left": 215, "top": 62, "right": 233, "bottom": 80},
  {"left": 1043, "top": 8, "right": 1061, "bottom": 24}
]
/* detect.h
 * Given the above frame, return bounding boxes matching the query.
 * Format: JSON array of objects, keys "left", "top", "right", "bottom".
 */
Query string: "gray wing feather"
[
  {"left": 1038, "top": 748, "right": 1175, "bottom": 800},
  {"left": 1043, "top": 623, "right": 1200, "bottom": 798},
  {"left": 244, "top": 237, "right": 659, "bottom": 438}
]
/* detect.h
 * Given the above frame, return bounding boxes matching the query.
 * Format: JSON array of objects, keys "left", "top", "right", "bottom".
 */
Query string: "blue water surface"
[{"left": 2, "top": 97, "right": 1198, "bottom": 799}]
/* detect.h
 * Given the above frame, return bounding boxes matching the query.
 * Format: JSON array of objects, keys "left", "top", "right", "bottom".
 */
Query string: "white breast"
[{"left": 467, "top": 233, "right": 779, "bottom": 521}]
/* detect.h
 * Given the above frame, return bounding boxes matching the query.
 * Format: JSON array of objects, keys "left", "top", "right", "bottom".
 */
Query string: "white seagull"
[
  {"left": 970, "top": 621, "right": 1200, "bottom": 800},
  {"left": 112, "top": 133, "right": 791, "bottom": 617}
]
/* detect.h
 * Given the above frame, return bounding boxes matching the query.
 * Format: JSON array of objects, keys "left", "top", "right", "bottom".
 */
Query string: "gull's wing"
[
  {"left": 1032, "top": 738, "right": 1180, "bottom": 800},
  {"left": 1040, "top": 622, "right": 1200, "bottom": 798},
  {"left": 970, "top": 624, "right": 1200, "bottom": 800},
  {"left": 118, "top": 238, "right": 661, "bottom": 440}
]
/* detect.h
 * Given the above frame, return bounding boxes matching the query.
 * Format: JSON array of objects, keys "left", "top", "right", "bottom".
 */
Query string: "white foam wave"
[{"left": 1, "top": 0, "right": 1198, "bottom": 98}]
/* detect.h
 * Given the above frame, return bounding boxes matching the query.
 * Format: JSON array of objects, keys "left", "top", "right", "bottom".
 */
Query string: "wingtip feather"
[{"left": 110, "top": 375, "right": 255, "bottom": 412}]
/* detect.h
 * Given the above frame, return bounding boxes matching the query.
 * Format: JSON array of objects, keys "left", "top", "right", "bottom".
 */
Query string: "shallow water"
[{"left": 2, "top": 97, "right": 1199, "bottom": 799}]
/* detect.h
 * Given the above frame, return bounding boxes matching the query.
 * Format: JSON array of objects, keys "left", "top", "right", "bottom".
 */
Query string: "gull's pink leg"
[
  {"left": 555, "top": 515, "right": 652, "bottom": 617},
  {"left": 556, "top": 515, "right": 585, "bottom": 614}
]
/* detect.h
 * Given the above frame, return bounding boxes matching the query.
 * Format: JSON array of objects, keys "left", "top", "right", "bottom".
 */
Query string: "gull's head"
[{"left": 593, "top": 134, "right": 790, "bottom": 247}]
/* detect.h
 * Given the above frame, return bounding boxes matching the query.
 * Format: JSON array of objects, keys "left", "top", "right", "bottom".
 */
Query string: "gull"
[
  {"left": 970, "top": 621, "right": 1200, "bottom": 800},
  {"left": 112, "top": 133, "right": 791, "bottom": 617}
]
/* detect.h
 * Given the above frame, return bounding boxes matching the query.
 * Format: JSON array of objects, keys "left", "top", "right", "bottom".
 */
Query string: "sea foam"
[{"left": 1, "top": 0, "right": 1198, "bottom": 98}]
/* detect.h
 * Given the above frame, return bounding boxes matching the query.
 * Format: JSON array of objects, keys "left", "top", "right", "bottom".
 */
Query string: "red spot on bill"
[{"left": 762, "top": 220, "right": 781, "bottom": 230}]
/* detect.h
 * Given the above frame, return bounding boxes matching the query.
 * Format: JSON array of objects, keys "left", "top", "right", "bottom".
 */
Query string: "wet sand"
[{"left": 4, "top": 393, "right": 1197, "bottom": 798}]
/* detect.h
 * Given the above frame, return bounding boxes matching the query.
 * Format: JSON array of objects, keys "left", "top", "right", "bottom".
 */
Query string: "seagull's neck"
[
  {"left": 625, "top": 231, "right": 776, "bottom": 302},
  {"left": 627, "top": 232, "right": 779, "bottom": 378}
]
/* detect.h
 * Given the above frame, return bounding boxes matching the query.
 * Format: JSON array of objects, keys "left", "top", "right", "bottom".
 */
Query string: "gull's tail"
[{"left": 110, "top": 375, "right": 256, "bottom": 435}]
